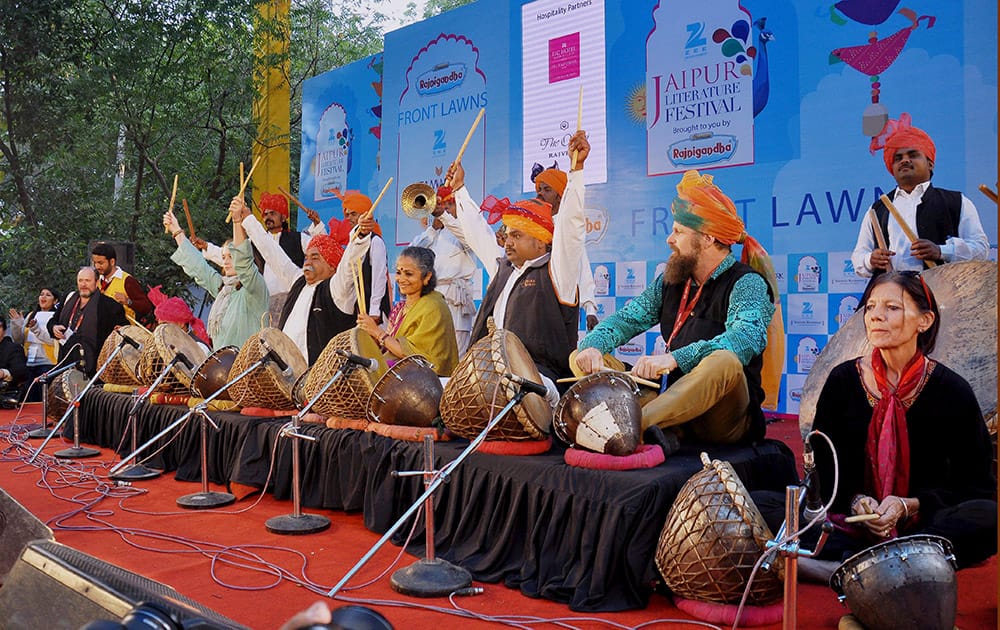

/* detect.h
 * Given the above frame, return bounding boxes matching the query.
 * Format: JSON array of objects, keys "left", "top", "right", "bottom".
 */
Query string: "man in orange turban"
[
  {"left": 853, "top": 113, "right": 988, "bottom": 276},
  {"left": 438, "top": 131, "right": 591, "bottom": 389},
  {"left": 330, "top": 189, "right": 391, "bottom": 324},
  {"left": 577, "top": 170, "right": 782, "bottom": 447},
  {"left": 534, "top": 167, "right": 600, "bottom": 331}
]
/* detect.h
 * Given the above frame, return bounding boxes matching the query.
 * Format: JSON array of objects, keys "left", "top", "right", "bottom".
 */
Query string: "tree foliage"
[{"left": 0, "top": 0, "right": 387, "bottom": 315}]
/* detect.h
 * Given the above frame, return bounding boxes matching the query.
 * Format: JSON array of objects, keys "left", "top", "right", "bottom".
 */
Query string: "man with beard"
[
  {"left": 576, "top": 170, "right": 780, "bottom": 445},
  {"left": 48, "top": 267, "right": 128, "bottom": 376},
  {"left": 231, "top": 197, "right": 374, "bottom": 363},
  {"left": 851, "top": 113, "right": 988, "bottom": 276}
]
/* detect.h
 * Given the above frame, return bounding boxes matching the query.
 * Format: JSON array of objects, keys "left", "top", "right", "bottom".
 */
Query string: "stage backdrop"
[{"left": 300, "top": 0, "right": 998, "bottom": 415}]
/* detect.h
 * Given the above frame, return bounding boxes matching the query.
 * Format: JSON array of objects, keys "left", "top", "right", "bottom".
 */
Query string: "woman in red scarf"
[{"left": 793, "top": 271, "right": 996, "bottom": 582}]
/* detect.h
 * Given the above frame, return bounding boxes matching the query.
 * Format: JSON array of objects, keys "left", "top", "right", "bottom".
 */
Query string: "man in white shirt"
[{"left": 852, "top": 113, "right": 989, "bottom": 276}]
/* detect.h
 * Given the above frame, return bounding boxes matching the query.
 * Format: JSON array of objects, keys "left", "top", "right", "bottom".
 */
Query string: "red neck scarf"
[{"left": 865, "top": 348, "right": 925, "bottom": 501}]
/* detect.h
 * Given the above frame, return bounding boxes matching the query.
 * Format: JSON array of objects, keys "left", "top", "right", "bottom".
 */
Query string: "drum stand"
[
  {"left": 26, "top": 361, "right": 79, "bottom": 439},
  {"left": 763, "top": 485, "right": 831, "bottom": 630},
  {"left": 264, "top": 363, "right": 356, "bottom": 535},
  {"left": 29, "top": 342, "right": 129, "bottom": 462},
  {"left": 109, "top": 356, "right": 273, "bottom": 506},
  {"left": 328, "top": 382, "right": 538, "bottom": 598},
  {"left": 109, "top": 363, "right": 181, "bottom": 481}
]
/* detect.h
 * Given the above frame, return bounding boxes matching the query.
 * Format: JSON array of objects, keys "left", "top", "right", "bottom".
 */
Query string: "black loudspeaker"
[
  {"left": 0, "top": 487, "right": 54, "bottom": 581},
  {"left": 87, "top": 240, "right": 136, "bottom": 274},
  {"left": 0, "top": 540, "right": 249, "bottom": 630}
]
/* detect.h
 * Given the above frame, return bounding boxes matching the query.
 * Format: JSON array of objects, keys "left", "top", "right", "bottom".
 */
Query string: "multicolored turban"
[
  {"left": 147, "top": 285, "right": 210, "bottom": 346},
  {"left": 869, "top": 113, "right": 936, "bottom": 174},
  {"left": 307, "top": 234, "right": 344, "bottom": 269},
  {"left": 481, "top": 196, "right": 554, "bottom": 244},
  {"left": 534, "top": 168, "right": 567, "bottom": 196},
  {"left": 258, "top": 192, "right": 289, "bottom": 218}
]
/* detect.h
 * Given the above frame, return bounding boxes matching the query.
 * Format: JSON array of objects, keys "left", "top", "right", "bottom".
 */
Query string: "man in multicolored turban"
[
  {"left": 440, "top": 130, "right": 590, "bottom": 387},
  {"left": 330, "top": 190, "right": 391, "bottom": 324},
  {"left": 231, "top": 197, "right": 369, "bottom": 363},
  {"left": 852, "top": 113, "right": 988, "bottom": 276},
  {"left": 577, "top": 169, "right": 783, "bottom": 446},
  {"left": 534, "top": 167, "right": 600, "bottom": 331}
]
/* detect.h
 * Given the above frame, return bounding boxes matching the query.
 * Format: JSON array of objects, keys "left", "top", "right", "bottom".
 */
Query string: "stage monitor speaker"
[
  {"left": 0, "top": 540, "right": 249, "bottom": 630},
  {"left": 0, "top": 487, "right": 54, "bottom": 582},
  {"left": 87, "top": 240, "right": 136, "bottom": 274}
]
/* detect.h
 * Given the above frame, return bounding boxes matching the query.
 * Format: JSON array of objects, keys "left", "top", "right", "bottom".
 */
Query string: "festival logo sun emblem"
[{"left": 626, "top": 83, "right": 646, "bottom": 125}]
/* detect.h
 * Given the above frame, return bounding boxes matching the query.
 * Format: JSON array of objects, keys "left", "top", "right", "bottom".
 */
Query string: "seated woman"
[
  {"left": 163, "top": 205, "right": 268, "bottom": 350},
  {"left": 356, "top": 246, "right": 459, "bottom": 377},
  {"left": 766, "top": 271, "right": 997, "bottom": 583},
  {"left": 8, "top": 287, "right": 61, "bottom": 401}
]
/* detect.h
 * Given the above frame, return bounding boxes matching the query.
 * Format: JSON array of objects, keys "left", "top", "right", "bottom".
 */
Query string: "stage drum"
[
  {"left": 97, "top": 325, "right": 150, "bottom": 386},
  {"left": 440, "top": 328, "right": 551, "bottom": 441},
  {"left": 137, "top": 323, "right": 207, "bottom": 394},
  {"left": 303, "top": 327, "right": 387, "bottom": 419},
  {"left": 47, "top": 368, "right": 88, "bottom": 421},
  {"left": 553, "top": 371, "right": 641, "bottom": 456},
  {"left": 831, "top": 535, "right": 957, "bottom": 630},
  {"left": 799, "top": 261, "right": 997, "bottom": 437},
  {"left": 227, "top": 328, "right": 307, "bottom": 411},
  {"left": 190, "top": 346, "right": 239, "bottom": 400},
  {"left": 367, "top": 355, "right": 442, "bottom": 427},
  {"left": 656, "top": 453, "right": 783, "bottom": 605}
]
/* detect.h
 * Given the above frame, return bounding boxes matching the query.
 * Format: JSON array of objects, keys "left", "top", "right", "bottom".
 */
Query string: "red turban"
[
  {"left": 259, "top": 192, "right": 289, "bottom": 218},
  {"left": 327, "top": 217, "right": 353, "bottom": 247},
  {"left": 535, "top": 169, "right": 567, "bottom": 196},
  {"left": 307, "top": 234, "right": 344, "bottom": 269},
  {"left": 147, "top": 286, "right": 210, "bottom": 346},
  {"left": 870, "top": 113, "right": 936, "bottom": 174}
]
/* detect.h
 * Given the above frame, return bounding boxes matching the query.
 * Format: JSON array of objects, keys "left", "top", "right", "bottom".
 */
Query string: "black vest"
[
  {"left": 278, "top": 276, "right": 355, "bottom": 364},
  {"left": 659, "top": 261, "right": 770, "bottom": 442},
  {"left": 470, "top": 255, "right": 579, "bottom": 380},
  {"left": 872, "top": 185, "right": 962, "bottom": 269},
  {"left": 253, "top": 229, "right": 305, "bottom": 273}
]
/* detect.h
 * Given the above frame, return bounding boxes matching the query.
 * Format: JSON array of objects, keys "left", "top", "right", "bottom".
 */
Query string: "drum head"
[
  {"left": 367, "top": 355, "right": 442, "bottom": 426},
  {"left": 227, "top": 328, "right": 306, "bottom": 410},
  {"left": 258, "top": 327, "right": 309, "bottom": 399},
  {"left": 303, "top": 327, "right": 387, "bottom": 420},
  {"left": 151, "top": 323, "right": 208, "bottom": 388},
  {"left": 799, "top": 261, "right": 997, "bottom": 436},
  {"left": 553, "top": 371, "right": 641, "bottom": 456},
  {"left": 47, "top": 368, "right": 88, "bottom": 421},
  {"left": 191, "top": 346, "right": 239, "bottom": 399},
  {"left": 496, "top": 330, "right": 551, "bottom": 435},
  {"left": 97, "top": 325, "right": 150, "bottom": 386}
]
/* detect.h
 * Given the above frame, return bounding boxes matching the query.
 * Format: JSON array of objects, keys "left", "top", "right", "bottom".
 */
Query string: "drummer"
[
  {"left": 760, "top": 271, "right": 996, "bottom": 583},
  {"left": 355, "top": 246, "right": 459, "bottom": 376},
  {"left": 146, "top": 286, "right": 211, "bottom": 352}
]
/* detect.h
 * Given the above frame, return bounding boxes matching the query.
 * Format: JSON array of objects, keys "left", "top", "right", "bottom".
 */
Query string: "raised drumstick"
[
  {"left": 182, "top": 199, "right": 196, "bottom": 239},
  {"left": 163, "top": 174, "right": 178, "bottom": 233},
  {"left": 570, "top": 86, "right": 583, "bottom": 170}
]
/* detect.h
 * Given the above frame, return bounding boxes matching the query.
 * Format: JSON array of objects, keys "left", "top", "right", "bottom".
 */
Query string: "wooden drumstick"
[
  {"left": 278, "top": 185, "right": 310, "bottom": 213},
  {"left": 844, "top": 513, "right": 881, "bottom": 523},
  {"left": 164, "top": 174, "right": 178, "bottom": 233},
  {"left": 978, "top": 183, "right": 998, "bottom": 204},
  {"left": 443, "top": 108, "right": 486, "bottom": 188},
  {"left": 227, "top": 157, "right": 262, "bottom": 223},
  {"left": 570, "top": 86, "right": 583, "bottom": 170},
  {"left": 879, "top": 193, "right": 937, "bottom": 267},
  {"left": 182, "top": 199, "right": 196, "bottom": 239},
  {"left": 867, "top": 208, "right": 888, "bottom": 251},
  {"left": 360, "top": 177, "right": 393, "bottom": 224}
]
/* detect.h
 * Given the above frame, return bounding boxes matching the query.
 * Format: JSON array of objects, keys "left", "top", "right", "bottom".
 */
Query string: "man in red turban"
[{"left": 853, "top": 113, "right": 989, "bottom": 276}]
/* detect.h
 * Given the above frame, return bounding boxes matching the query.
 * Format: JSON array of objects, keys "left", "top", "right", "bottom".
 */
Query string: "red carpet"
[{"left": 0, "top": 404, "right": 995, "bottom": 629}]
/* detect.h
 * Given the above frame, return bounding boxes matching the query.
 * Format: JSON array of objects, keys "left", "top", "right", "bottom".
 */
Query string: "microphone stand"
[
  {"left": 29, "top": 342, "right": 129, "bottom": 462},
  {"left": 26, "top": 361, "right": 80, "bottom": 439},
  {"left": 108, "top": 357, "right": 184, "bottom": 481},
  {"left": 327, "top": 380, "right": 541, "bottom": 598},
  {"left": 264, "top": 362, "right": 357, "bottom": 535}
]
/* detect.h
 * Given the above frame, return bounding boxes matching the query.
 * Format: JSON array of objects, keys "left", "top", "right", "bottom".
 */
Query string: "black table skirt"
[{"left": 75, "top": 389, "right": 797, "bottom": 612}]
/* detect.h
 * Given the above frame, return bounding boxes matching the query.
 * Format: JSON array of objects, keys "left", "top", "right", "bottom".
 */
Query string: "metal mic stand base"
[
  {"left": 176, "top": 491, "right": 235, "bottom": 510},
  {"left": 391, "top": 558, "right": 472, "bottom": 598},
  {"left": 265, "top": 513, "right": 331, "bottom": 535},
  {"left": 27, "top": 425, "right": 53, "bottom": 439},
  {"left": 54, "top": 445, "right": 101, "bottom": 459},
  {"left": 110, "top": 463, "right": 161, "bottom": 481}
]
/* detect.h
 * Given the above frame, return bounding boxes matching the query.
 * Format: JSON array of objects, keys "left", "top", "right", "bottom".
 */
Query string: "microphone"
[
  {"left": 802, "top": 438, "right": 825, "bottom": 521},
  {"left": 259, "top": 337, "right": 291, "bottom": 374},
  {"left": 502, "top": 373, "right": 549, "bottom": 398},
  {"left": 334, "top": 349, "right": 378, "bottom": 371},
  {"left": 169, "top": 345, "right": 195, "bottom": 370},
  {"left": 76, "top": 344, "right": 87, "bottom": 371},
  {"left": 117, "top": 330, "right": 142, "bottom": 350}
]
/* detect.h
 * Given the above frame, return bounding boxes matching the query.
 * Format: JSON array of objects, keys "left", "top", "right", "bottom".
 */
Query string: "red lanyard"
[
  {"left": 68, "top": 298, "right": 86, "bottom": 330},
  {"left": 665, "top": 278, "right": 705, "bottom": 350}
]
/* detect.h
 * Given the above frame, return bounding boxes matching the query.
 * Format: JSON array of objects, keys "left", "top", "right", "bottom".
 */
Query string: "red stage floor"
[{"left": 0, "top": 404, "right": 995, "bottom": 629}]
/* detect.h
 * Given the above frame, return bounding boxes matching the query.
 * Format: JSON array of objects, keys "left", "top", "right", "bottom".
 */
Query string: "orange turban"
[
  {"left": 481, "top": 196, "right": 554, "bottom": 244},
  {"left": 307, "top": 234, "right": 344, "bottom": 269},
  {"left": 870, "top": 113, "right": 936, "bottom": 174},
  {"left": 259, "top": 192, "right": 289, "bottom": 218},
  {"left": 329, "top": 188, "right": 382, "bottom": 237},
  {"left": 534, "top": 169, "right": 567, "bottom": 196}
]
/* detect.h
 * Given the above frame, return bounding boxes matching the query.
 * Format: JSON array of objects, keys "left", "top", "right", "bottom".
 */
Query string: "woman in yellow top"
[{"left": 357, "top": 246, "right": 459, "bottom": 376}]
